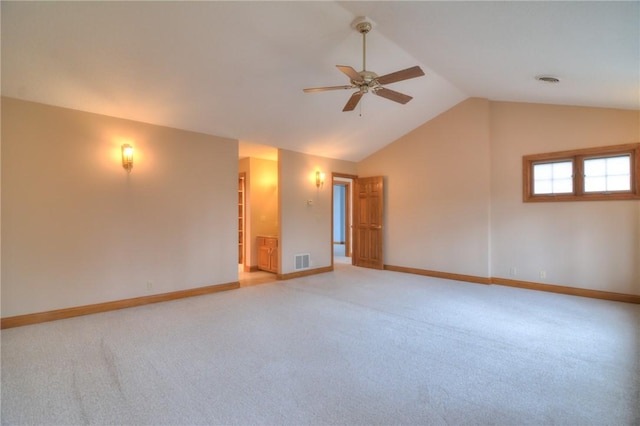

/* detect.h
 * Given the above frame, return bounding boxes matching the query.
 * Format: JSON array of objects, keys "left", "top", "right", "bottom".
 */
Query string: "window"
[
  {"left": 532, "top": 161, "right": 573, "bottom": 195},
  {"left": 523, "top": 143, "right": 640, "bottom": 202},
  {"left": 583, "top": 155, "right": 631, "bottom": 192}
]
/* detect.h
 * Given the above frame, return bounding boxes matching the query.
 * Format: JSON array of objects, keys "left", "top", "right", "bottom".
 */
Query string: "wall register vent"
[{"left": 294, "top": 254, "right": 310, "bottom": 271}]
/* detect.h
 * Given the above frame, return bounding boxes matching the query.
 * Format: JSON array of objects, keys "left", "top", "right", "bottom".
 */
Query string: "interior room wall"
[
  {"left": 1, "top": 97, "right": 239, "bottom": 317},
  {"left": 358, "top": 97, "right": 492, "bottom": 278},
  {"left": 278, "top": 149, "right": 357, "bottom": 275},
  {"left": 490, "top": 102, "right": 640, "bottom": 295},
  {"left": 358, "top": 96, "right": 639, "bottom": 295},
  {"left": 239, "top": 157, "right": 278, "bottom": 269}
]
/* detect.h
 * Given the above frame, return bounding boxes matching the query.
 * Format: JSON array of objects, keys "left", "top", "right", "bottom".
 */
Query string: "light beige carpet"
[{"left": 2, "top": 263, "right": 639, "bottom": 425}]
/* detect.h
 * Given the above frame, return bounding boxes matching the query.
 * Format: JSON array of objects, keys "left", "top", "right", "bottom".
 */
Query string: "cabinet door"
[
  {"left": 258, "top": 246, "right": 271, "bottom": 271},
  {"left": 269, "top": 249, "right": 278, "bottom": 273}
]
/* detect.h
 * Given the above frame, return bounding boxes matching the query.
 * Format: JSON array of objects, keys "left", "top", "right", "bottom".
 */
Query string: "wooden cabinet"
[{"left": 257, "top": 236, "right": 278, "bottom": 273}]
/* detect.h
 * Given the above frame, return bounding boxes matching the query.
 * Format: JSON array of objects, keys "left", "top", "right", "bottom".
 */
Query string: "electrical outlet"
[
  {"left": 510, "top": 267, "right": 518, "bottom": 277},
  {"left": 146, "top": 281, "right": 153, "bottom": 291},
  {"left": 539, "top": 270, "right": 546, "bottom": 279}
]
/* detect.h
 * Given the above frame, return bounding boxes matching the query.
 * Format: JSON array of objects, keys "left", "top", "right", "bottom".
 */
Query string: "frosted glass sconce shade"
[
  {"left": 122, "top": 144, "right": 134, "bottom": 173},
  {"left": 316, "top": 170, "right": 325, "bottom": 188}
]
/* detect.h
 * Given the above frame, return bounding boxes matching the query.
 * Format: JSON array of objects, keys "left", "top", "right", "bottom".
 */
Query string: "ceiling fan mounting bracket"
[
  {"left": 356, "top": 21, "right": 372, "bottom": 35},
  {"left": 351, "top": 17, "right": 374, "bottom": 34}
]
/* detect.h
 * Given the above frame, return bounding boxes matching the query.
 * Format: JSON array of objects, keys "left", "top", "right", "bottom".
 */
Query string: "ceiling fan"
[{"left": 303, "top": 17, "right": 425, "bottom": 112}]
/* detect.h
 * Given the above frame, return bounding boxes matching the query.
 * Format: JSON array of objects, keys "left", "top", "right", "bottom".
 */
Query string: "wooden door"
[{"left": 353, "top": 176, "right": 384, "bottom": 269}]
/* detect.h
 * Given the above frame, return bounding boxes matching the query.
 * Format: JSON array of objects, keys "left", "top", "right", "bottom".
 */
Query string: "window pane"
[
  {"left": 533, "top": 161, "right": 573, "bottom": 194},
  {"left": 533, "top": 163, "right": 552, "bottom": 180},
  {"left": 534, "top": 180, "right": 552, "bottom": 194},
  {"left": 553, "top": 162, "right": 573, "bottom": 179},
  {"left": 607, "top": 156, "right": 630, "bottom": 175},
  {"left": 553, "top": 178, "right": 573, "bottom": 193},
  {"left": 585, "top": 176, "right": 606, "bottom": 192},
  {"left": 584, "top": 158, "right": 606, "bottom": 177},
  {"left": 584, "top": 155, "right": 631, "bottom": 192},
  {"left": 607, "top": 175, "right": 631, "bottom": 191}
]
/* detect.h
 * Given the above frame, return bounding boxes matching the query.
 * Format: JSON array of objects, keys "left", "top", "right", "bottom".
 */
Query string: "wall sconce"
[
  {"left": 315, "top": 170, "right": 325, "bottom": 189},
  {"left": 121, "top": 144, "right": 134, "bottom": 173}
]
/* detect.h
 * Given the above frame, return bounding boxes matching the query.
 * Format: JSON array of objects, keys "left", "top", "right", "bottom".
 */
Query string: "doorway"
[{"left": 332, "top": 174, "right": 355, "bottom": 264}]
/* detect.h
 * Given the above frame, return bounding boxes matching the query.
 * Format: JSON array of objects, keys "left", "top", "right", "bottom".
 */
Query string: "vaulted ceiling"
[{"left": 2, "top": 1, "right": 638, "bottom": 162}]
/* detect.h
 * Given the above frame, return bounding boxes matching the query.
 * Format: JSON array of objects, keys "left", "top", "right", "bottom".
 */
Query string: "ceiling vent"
[{"left": 536, "top": 75, "right": 560, "bottom": 83}]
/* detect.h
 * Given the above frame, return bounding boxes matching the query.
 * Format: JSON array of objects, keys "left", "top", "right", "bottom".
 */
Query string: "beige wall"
[
  {"left": 1, "top": 98, "right": 239, "bottom": 317},
  {"left": 358, "top": 97, "right": 640, "bottom": 295},
  {"left": 239, "top": 157, "right": 278, "bottom": 268},
  {"left": 490, "top": 102, "right": 640, "bottom": 294},
  {"left": 279, "top": 149, "right": 357, "bottom": 274},
  {"left": 358, "top": 98, "right": 492, "bottom": 277},
  {"left": 3, "top": 96, "right": 638, "bottom": 319}
]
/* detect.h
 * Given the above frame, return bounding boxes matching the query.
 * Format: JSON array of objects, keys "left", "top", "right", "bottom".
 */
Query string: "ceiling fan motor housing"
[{"left": 359, "top": 70, "right": 378, "bottom": 83}]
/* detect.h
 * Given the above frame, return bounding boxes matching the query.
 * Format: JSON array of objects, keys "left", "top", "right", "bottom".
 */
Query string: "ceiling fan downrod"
[{"left": 356, "top": 20, "right": 372, "bottom": 72}]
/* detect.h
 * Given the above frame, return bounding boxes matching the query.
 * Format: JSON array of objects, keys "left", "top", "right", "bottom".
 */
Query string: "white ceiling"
[{"left": 2, "top": 1, "right": 638, "bottom": 162}]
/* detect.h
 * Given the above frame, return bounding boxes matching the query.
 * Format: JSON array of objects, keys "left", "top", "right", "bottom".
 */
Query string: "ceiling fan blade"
[
  {"left": 343, "top": 91, "right": 364, "bottom": 112},
  {"left": 303, "top": 85, "right": 353, "bottom": 93},
  {"left": 374, "top": 87, "right": 413, "bottom": 104},
  {"left": 376, "top": 66, "right": 425, "bottom": 85},
  {"left": 336, "top": 65, "right": 362, "bottom": 82}
]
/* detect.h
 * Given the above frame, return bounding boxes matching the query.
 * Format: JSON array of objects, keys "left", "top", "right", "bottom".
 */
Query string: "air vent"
[
  {"left": 535, "top": 75, "right": 560, "bottom": 83},
  {"left": 294, "top": 254, "right": 310, "bottom": 271}
]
